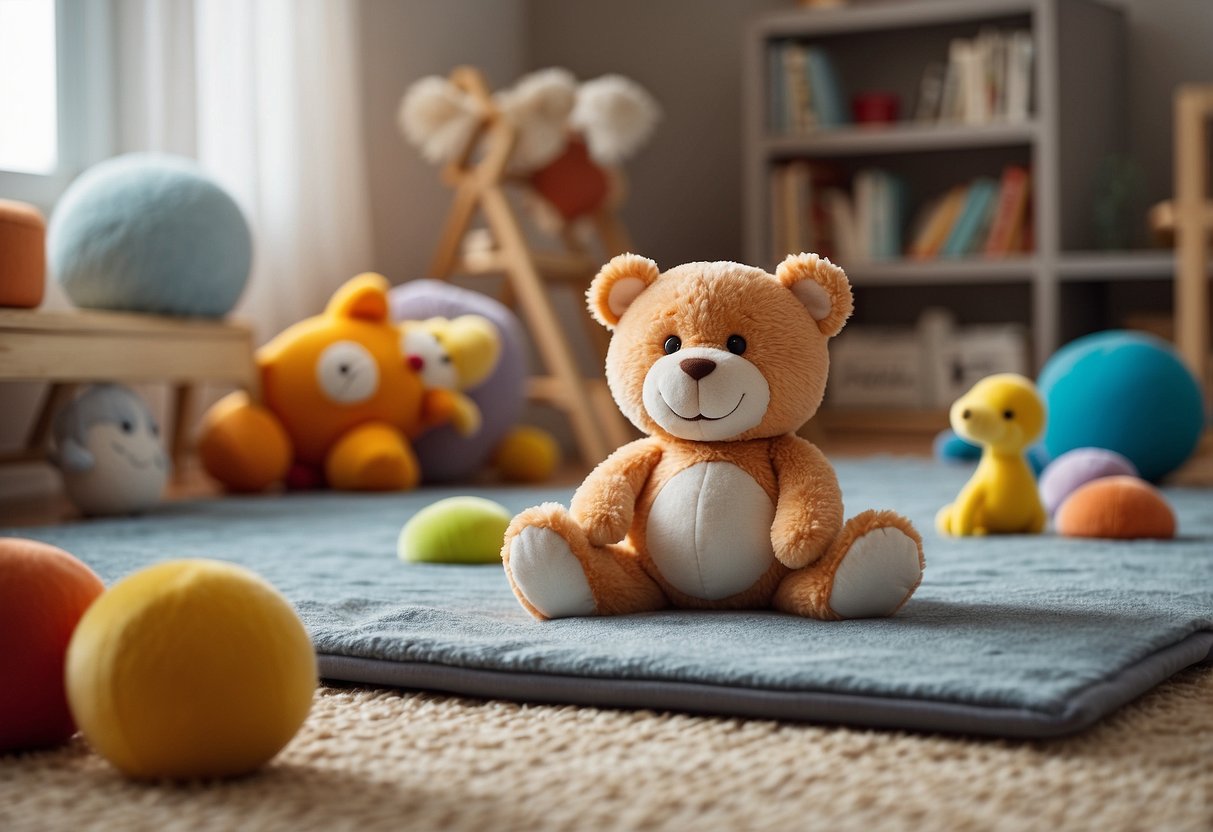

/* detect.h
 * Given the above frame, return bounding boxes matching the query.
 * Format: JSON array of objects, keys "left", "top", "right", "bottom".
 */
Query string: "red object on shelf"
[
  {"left": 528, "top": 137, "right": 611, "bottom": 222},
  {"left": 851, "top": 92, "right": 901, "bottom": 125}
]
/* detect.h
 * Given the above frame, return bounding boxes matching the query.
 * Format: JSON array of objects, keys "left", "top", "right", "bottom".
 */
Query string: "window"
[
  {"left": 0, "top": 0, "right": 111, "bottom": 210},
  {"left": 0, "top": 0, "right": 58, "bottom": 175}
]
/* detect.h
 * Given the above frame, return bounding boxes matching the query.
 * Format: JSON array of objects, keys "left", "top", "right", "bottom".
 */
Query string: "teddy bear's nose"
[
  {"left": 407, "top": 355, "right": 424, "bottom": 372},
  {"left": 680, "top": 358, "right": 716, "bottom": 380}
]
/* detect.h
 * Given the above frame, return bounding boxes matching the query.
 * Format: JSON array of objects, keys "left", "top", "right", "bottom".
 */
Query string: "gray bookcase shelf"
[
  {"left": 847, "top": 256, "right": 1038, "bottom": 286},
  {"left": 743, "top": 0, "right": 1162, "bottom": 371},
  {"left": 763, "top": 121, "right": 1040, "bottom": 157}
]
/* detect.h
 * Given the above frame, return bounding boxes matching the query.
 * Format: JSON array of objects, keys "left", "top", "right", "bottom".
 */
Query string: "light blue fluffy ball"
[{"left": 48, "top": 153, "right": 252, "bottom": 317}]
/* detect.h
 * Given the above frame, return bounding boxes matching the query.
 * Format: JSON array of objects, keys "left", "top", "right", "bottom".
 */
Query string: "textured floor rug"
[
  {"left": 5, "top": 458, "right": 1212, "bottom": 738},
  {"left": 3, "top": 668, "right": 1212, "bottom": 832}
]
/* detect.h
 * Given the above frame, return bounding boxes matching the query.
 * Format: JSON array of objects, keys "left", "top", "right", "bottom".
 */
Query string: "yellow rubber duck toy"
[{"left": 936, "top": 373, "right": 1047, "bottom": 536}]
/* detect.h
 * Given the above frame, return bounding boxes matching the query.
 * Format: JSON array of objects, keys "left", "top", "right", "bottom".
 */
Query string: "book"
[
  {"left": 958, "top": 40, "right": 987, "bottom": 125},
  {"left": 783, "top": 44, "right": 814, "bottom": 133},
  {"left": 928, "top": 29, "right": 1033, "bottom": 125},
  {"left": 914, "top": 62, "right": 946, "bottom": 122},
  {"left": 852, "top": 170, "right": 876, "bottom": 262},
  {"left": 983, "top": 166, "right": 1031, "bottom": 255},
  {"left": 966, "top": 185, "right": 1000, "bottom": 255},
  {"left": 909, "top": 186, "right": 967, "bottom": 259},
  {"left": 941, "top": 177, "right": 998, "bottom": 257},
  {"left": 940, "top": 41, "right": 964, "bottom": 121},
  {"left": 805, "top": 46, "right": 847, "bottom": 127},
  {"left": 1004, "top": 31, "right": 1034, "bottom": 122},
  {"left": 823, "top": 188, "right": 858, "bottom": 264}
]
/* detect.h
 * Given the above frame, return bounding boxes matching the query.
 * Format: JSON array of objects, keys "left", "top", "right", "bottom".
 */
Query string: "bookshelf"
[{"left": 742, "top": 0, "right": 1160, "bottom": 388}]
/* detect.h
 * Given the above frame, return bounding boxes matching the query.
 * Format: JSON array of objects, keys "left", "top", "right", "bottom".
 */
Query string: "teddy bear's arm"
[
  {"left": 769, "top": 435, "right": 845, "bottom": 569},
  {"left": 570, "top": 438, "right": 665, "bottom": 547}
]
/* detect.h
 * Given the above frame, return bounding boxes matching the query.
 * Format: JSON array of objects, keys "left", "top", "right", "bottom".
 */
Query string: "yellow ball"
[
  {"left": 65, "top": 559, "right": 316, "bottom": 780},
  {"left": 494, "top": 426, "right": 560, "bottom": 483}
]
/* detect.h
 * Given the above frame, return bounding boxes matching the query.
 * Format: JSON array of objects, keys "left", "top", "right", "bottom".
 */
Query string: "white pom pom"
[
  {"left": 398, "top": 76, "right": 482, "bottom": 165},
  {"left": 494, "top": 68, "right": 578, "bottom": 173},
  {"left": 571, "top": 75, "right": 661, "bottom": 166}
]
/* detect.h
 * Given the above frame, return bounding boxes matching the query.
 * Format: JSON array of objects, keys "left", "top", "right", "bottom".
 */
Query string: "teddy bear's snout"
[{"left": 680, "top": 358, "right": 716, "bottom": 380}]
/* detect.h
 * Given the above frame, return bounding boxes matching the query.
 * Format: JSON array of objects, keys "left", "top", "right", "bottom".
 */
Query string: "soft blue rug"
[{"left": 6, "top": 458, "right": 1212, "bottom": 738}]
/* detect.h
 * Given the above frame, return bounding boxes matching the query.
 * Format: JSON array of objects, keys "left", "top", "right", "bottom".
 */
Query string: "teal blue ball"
[
  {"left": 1038, "top": 330, "right": 1205, "bottom": 482},
  {"left": 932, "top": 429, "right": 981, "bottom": 463},
  {"left": 48, "top": 154, "right": 252, "bottom": 317}
]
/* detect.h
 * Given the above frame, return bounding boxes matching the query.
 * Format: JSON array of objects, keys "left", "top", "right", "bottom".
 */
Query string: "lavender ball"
[{"left": 1039, "top": 448, "right": 1139, "bottom": 516}]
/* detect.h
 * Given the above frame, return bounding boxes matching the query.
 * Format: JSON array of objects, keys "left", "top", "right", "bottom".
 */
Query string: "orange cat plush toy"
[
  {"left": 501, "top": 253, "right": 925, "bottom": 620},
  {"left": 199, "top": 273, "right": 455, "bottom": 492}
]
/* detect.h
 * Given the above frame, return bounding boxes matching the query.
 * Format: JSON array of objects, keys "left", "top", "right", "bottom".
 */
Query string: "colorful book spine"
[
  {"left": 983, "top": 166, "right": 1031, "bottom": 255},
  {"left": 941, "top": 178, "right": 997, "bottom": 257},
  {"left": 805, "top": 47, "right": 847, "bottom": 127},
  {"left": 909, "top": 186, "right": 967, "bottom": 260}
]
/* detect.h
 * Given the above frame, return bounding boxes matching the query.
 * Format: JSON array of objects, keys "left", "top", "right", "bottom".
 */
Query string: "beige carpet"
[{"left": 3, "top": 667, "right": 1212, "bottom": 832}]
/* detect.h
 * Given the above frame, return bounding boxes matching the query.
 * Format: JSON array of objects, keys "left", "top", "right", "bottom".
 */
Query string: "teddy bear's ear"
[
  {"left": 587, "top": 253, "right": 660, "bottom": 329},
  {"left": 775, "top": 253, "right": 853, "bottom": 337},
  {"left": 326, "top": 273, "right": 391, "bottom": 322}
]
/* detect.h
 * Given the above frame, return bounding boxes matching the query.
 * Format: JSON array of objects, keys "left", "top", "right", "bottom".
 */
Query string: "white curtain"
[{"left": 112, "top": 0, "right": 374, "bottom": 341}]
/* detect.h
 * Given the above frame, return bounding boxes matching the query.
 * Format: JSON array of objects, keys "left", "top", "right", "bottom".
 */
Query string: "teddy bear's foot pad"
[
  {"left": 828, "top": 527, "right": 922, "bottom": 619},
  {"left": 509, "top": 527, "right": 596, "bottom": 618}
]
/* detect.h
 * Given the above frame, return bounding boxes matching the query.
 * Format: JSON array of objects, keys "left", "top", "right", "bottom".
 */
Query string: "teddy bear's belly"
[{"left": 644, "top": 461, "right": 776, "bottom": 600}]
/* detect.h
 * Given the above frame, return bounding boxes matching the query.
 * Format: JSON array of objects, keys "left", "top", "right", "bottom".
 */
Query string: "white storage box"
[{"left": 828, "top": 330, "right": 926, "bottom": 408}]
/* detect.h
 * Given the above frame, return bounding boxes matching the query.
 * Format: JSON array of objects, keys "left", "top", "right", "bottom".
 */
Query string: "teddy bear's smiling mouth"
[{"left": 667, "top": 394, "right": 746, "bottom": 422}]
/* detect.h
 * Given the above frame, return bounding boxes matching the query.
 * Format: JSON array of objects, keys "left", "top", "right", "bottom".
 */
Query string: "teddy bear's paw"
[
  {"left": 828, "top": 525, "right": 923, "bottom": 619},
  {"left": 507, "top": 526, "right": 597, "bottom": 618}
]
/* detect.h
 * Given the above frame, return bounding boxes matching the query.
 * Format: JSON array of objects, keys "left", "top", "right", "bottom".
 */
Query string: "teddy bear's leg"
[
  {"left": 774, "top": 510, "right": 924, "bottom": 620},
  {"left": 325, "top": 422, "right": 421, "bottom": 491},
  {"left": 502, "top": 503, "right": 668, "bottom": 620}
]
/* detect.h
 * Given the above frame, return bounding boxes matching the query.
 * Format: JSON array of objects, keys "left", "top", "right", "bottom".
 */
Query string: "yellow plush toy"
[
  {"left": 400, "top": 312, "right": 560, "bottom": 484},
  {"left": 199, "top": 273, "right": 456, "bottom": 492},
  {"left": 936, "top": 373, "right": 1047, "bottom": 536},
  {"left": 400, "top": 315, "right": 501, "bottom": 437},
  {"left": 501, "top": 253, "right": 924, "bottom": 620}
]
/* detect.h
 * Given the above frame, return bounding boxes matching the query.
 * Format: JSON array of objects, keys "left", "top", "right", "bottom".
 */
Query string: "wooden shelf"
[
  {"left": 844, "top": 256, "right": 1037, "bottom": 286},
  {"left": 755, "top": 0, "right": 1035, "bottom": 38},
  {"left": 764, "top": 121, "right": 1039, "bottom": 158},
  {"left": 1057, "top": 250, "right": 1174, "bottom": 282}
]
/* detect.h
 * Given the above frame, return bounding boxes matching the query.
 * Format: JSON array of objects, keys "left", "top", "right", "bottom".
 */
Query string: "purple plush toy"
[
  {"left": 1038, "top": 447, "right": 1139, "bottom": 516},
  {"left": 389, "top": 280, "right": 529, "bottom": 482}
]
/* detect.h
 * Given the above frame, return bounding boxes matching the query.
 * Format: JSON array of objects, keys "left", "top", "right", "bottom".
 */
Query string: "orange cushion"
[
  {"left": 1056, "top": 476, "right": 1176, "bottom": 540},
  {"left": 0, "top": 198, "right": 46, "bottom": 308}
]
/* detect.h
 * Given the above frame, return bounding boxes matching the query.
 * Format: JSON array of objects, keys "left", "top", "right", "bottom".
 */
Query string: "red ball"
[{"left": 0, "top": 538, "right": 104, "bottom": 751}]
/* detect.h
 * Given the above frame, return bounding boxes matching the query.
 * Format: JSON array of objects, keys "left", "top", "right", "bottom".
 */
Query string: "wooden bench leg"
[{"left": 171, "top": 383, "right": 196, "bottom": 478}]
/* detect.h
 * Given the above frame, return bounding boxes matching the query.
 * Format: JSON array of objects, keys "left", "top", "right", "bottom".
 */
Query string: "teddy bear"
[
  {"left": 198, "top": 273, "right": 457, "bottom": 492},
  {"left": 501, "top": 252, "right": 925, "bottom": 620}
]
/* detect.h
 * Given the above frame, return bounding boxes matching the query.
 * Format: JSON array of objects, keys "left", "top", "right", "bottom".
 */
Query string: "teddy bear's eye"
[
  {"left": 726, "top": 334, "right": 747, "bottom": 355},
  {"left": 663, "top": 335, "right": 681, "bottom": 355},
  {"left": 1003, "top": 409, "right": 1015, "bottom": 420}
]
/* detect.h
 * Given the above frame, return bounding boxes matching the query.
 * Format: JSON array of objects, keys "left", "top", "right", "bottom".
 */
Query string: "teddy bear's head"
[{"left": 588, "top": 252, "right": 852, "bottom": 442}]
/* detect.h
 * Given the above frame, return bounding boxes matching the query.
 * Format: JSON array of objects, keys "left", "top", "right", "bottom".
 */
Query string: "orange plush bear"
[
  {"left": 502, "top": 253, "right": 924, "bottom": 620},
  {"left": 199, "top": 273, "right": 455, "bottom": 492}
]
